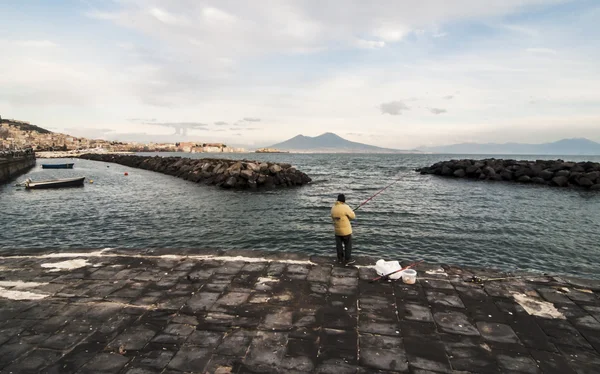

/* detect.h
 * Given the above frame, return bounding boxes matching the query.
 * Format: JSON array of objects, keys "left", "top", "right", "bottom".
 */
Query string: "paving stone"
[
  {"left": 216, "top": 329, "right": 255, "bottom": 356},
  {"left": 151, "top": 323, "right": 195, "bottom": 344},
  {"left": 204, "top": 354, "right": 243, "bottom": 374},
  {"left": 496, "top": 352, "right": 541, "bottom": 374},
  {"left": 529, "top": 349, "right": 577, "bottom": 374},
  {"left": 184, "top": 292, "right": 220, "bottom": 312},
  {"left": 186, "top": 330, "right": 224, "bottom": 347},
  {"left": 0, "top": 342, "right": 34, "bottom": 369},
  {"left": 359, "top": 347, "right": 408, "bottom": 372},
  {"left": 2, "top": 348, "right": 62, "bottom": 373},
  {"left": 260, "top": 308, "right": 294, "bottom": 330},
  {"left": 107, "top": 325, "right": 157, "bottom": 351},
  {"left": 166, "top": 346, "right": 212, "bottom": 372},
  {"left": 399, "top": 302, "right": 434, "bottom": 322},
  {"left": 131, "top": 349, "right": 175, "bottom": 370},
  {"left": 427, "top": 290, "right": 465, "bottom": 308},
  {"left": 476, "top": 321, "right": 520, "bottom": 344},
  {"left": 243, "top": 331, "right": 287, "bottom": 371},
  {"left": 77, "top": 352, "right": 130, "bottom": 373},
  {"left": 211, "top": 292, "right": 250, "bottom": 311},
  {"left": 422, "top": 279, "right": 455, "bottom": 290},
  {"left": 307, "top": 267, "right": 331, "bottom": 283},
  {"left": 434, "top": 311, "right": 480, "bottom": 336},
  {"left": 404, "top": 336, "right": 451, "bottom": 373},
  {"left": 557, "top": 344, "right": 600, "bottom": 374}
]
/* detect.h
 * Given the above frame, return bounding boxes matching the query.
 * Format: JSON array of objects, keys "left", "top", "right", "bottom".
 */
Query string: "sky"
[{"left": 1, "top": 0, "right": 599, "bottom": 149}]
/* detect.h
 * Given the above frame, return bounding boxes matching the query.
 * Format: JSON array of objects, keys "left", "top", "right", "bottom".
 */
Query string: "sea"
[{"left": 1, "top": 153, "right": 599, "bottom": 280}]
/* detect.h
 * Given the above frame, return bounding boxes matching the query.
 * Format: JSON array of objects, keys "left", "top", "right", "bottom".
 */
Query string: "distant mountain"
[
  {"left": 417, "top": 138, "right": 600, "bottom": 155},
  {"left": 267, "top": 132, "right": 408, "bottom": 153}
]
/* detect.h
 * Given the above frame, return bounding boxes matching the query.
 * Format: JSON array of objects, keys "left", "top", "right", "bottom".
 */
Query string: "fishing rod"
[
  {"left": 353, "top": 176, "right": 402, "bottom": 211},
  {"left": 370, "top": 260, "right": 424, "bottom": 283}
]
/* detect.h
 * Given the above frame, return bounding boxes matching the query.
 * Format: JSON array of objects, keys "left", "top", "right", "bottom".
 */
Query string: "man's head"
[{"left": 337, "top": 194, "right": 346, "bottom": 203}]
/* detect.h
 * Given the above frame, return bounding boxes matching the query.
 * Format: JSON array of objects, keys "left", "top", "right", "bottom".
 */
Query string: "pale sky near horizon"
[{"left": 1, "top": 0, "right": 599, "bottom": 148}]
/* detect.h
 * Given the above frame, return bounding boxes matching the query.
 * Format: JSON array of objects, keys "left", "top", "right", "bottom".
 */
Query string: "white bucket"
[{"left": 402, "top": 269, "right": 417, "bottom": 284}]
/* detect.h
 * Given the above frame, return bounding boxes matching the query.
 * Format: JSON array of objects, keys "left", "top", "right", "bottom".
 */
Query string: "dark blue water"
[{"left": 1, "top": 153, "right": 599, "bottom": 279}]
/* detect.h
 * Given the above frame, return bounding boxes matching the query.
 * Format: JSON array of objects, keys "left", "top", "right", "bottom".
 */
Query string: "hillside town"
[{"left": 0, "top": 117, "right": 246, "bottom": 154}]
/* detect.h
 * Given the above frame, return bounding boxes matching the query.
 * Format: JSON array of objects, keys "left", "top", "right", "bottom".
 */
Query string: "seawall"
[
  {"left": 0, "top": 149, "right": 36, "bottom": 184},
  {"left": 80, "top": 153, "right": 312, "bottom": 189},
  {"left": 417, "top": 159, "right": 600, "bottom": 190}
]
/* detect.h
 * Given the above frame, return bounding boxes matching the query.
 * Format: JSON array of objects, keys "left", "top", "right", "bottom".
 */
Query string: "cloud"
[
  {"left": 430, "top": 108, "right": 447, "bottom": 115},
  {"left": 242, "top": 117, "right": 261, "bottom": 122},
  {"left": 526, "top": 47, "right": 558, "bottom": 55},
  {"left": 13, "top": 40, "right": 58, "bottom": 48},
  {"left": 443, "top": 95, "right": 454, "bottom": 100},
  {"left": 380, "top": 101, "right": 410, "bottom": 115},
  {"left": 143, "top": 122, "right": 209, "bottom": 135},
  {"left": 214, "top": 121, "right": 229, "bottom": 126},
  {"left": 128, "top": 118, "right": 157, "bottom": 123},
  {"left": 356, "top": 39, "right": 386, "bottom": 49}
]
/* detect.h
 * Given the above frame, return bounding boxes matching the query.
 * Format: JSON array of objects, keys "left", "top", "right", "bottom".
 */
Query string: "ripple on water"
[{"left": 1, "top": 153, "right": 600, "bottom": 279}]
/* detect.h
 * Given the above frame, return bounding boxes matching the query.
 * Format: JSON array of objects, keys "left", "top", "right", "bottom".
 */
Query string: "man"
[{"left": 331, "top": 194, "right": 356, "bottom": 265}]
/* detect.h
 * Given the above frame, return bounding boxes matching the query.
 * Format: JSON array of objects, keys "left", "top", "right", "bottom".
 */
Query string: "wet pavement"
[{"left": 0, "top": 248, "right": 599, "bottom": 373}]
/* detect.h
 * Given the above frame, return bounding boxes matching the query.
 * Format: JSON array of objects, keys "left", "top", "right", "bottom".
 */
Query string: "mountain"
[
  {"left": 267, "top": 132, "right": 408, "bottom": 153},
  {"left": 416, "top": 138, "right": 600, "bottom": 155}
]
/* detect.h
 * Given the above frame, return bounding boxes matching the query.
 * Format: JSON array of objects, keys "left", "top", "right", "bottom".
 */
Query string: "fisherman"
[{"left": 331, "top": 194, "right": 356, "bottom": 265}]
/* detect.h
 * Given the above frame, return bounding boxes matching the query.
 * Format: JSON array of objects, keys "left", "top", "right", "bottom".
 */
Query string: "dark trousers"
[{"left": 335, "top": 235, "right": 352, "bottom": 262}]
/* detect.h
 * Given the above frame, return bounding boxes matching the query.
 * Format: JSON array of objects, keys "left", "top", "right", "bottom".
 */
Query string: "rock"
[
  {"left": 500, "top": 170, "right": 513, "bottom": 181},
  {"left": 482, "top": 166, "right": 496, "bottom": 176},
  {"left": 465, "top": 165, "right": 480, "bottom": 175},
  {"left": 246, "top": 163, "right": 259, "bottom": 172},
  {"left": 551, "top": 176, "right": 568, "bottom": 187},
  {"left": 531, "top": 177, "right": 546, "bottom": 184},
  {"left": 240, "top": 170, "right": 254, "bottom": 180},
  {"left": 540, "top": 170, "right": 554, "bottom": 180},
  {"left": 453, "top": 169, "right": 466, "bottom": 178},
  {"left": 555, "top": 170, "right": 570, "bottom": 178},
  {"left": 269, "top": 164, "right": 282, "bottom": 174},
  {"left": 259, "top": 163, "right": 269, "bottom": 172},
  {"left": 517, "top": 175, "right": 531, "bottom": 183},
  {"left": 441, "top": 165, "right": 453, "bottom": 176},
  {"left": 578, "top": 177, "right": 594, "bottom": 188},
  {"left": 583, "top": 171, "right": 600, "bottom": 182},
  {"left": 224, "top": 177, "right": 237, "bottom": 188},
  {"left": 590, "top": 184, "right": 600, "bottom": 190}
]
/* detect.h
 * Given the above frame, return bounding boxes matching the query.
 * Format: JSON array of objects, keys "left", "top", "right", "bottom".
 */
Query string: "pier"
[{"left": 0, "top": 248, "right": 599, "bottom": 373}]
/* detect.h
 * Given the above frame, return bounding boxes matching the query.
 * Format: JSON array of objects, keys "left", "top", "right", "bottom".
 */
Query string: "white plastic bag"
[{"left": 375, "top": 259, "right": 403, "bottom": 280}]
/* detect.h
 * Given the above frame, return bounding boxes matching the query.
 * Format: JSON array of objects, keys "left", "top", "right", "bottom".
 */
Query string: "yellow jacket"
[{"left": 331, "top": 201, "right": 356, "bottom": 236}]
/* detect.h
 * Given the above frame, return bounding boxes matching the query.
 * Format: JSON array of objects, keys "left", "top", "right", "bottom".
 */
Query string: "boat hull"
[
  {"left": 42, "top": 163, "right": 74, "bottom": 169},
  {"left": 25, "top": 177, "right": 85, "bottom": 189}
]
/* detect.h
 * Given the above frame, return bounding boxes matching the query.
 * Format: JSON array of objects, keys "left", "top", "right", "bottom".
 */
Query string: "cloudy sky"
[{"left": 1, "top": 0, "right": 599, "bottom": 148}]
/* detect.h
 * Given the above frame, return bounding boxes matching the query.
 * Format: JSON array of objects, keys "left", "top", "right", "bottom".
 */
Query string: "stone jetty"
[
  {"left": 1, "top": 248, "right": 600, "bottom": 373},
  {"left": 80, "top": 154, "right": 312, "bottom": 189},
  {"left": 417, "top": 159, "right": 600, "bottom": 190}
]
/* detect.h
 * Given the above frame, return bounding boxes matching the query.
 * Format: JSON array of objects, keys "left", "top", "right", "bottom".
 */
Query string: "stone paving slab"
[{"left": 0, "top": 249, "right": 599, "bottom": 373}]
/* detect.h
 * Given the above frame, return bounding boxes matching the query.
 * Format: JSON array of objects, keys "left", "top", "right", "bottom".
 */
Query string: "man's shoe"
[{"left": 345, "top": 259, "right": 356, "bottom": 266}]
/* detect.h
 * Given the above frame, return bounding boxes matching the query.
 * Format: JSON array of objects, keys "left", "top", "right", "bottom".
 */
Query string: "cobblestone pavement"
[{"left": 0, "top": 248, "right": 599, "bottom": 373}]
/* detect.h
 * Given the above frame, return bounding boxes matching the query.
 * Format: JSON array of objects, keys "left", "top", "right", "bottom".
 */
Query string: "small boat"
[
  {"left": 42, "top": 163, "right": 74, "bottom": 169},
  {"left": 23, "top": 177, "right": 86, "bottom": 189}
]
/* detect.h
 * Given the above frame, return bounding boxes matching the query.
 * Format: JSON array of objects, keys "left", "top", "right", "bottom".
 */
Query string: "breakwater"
[
  {"left": 80, "top": 153, "right": 312, "bottom": 189},
  {"left": 417, "top": 158, "right": 600, "bottom": 190},
  {"left": 0, "top": 148, "right": 36, "bottom": 183}
]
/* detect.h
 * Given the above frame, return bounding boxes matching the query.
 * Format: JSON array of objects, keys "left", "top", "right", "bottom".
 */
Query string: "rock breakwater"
[
  {"left": 417, "top": 159, "right": 600, "bottom": 190},
  {"left": 80, "top": 154, "right": 312, "bottom": 189}
]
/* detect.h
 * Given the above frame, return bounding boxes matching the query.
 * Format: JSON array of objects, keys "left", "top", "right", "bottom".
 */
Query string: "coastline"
[{"left": 0, "top": 248, "right": 599, "bottom": 373}]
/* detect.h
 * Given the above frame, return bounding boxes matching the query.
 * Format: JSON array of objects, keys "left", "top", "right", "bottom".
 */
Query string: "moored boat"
[
  {"left": 42, "top": 163, "right": 75, "bottom": 169},
  {"left": 23, "top": 176, "right": 85, "bottom": 189}
]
